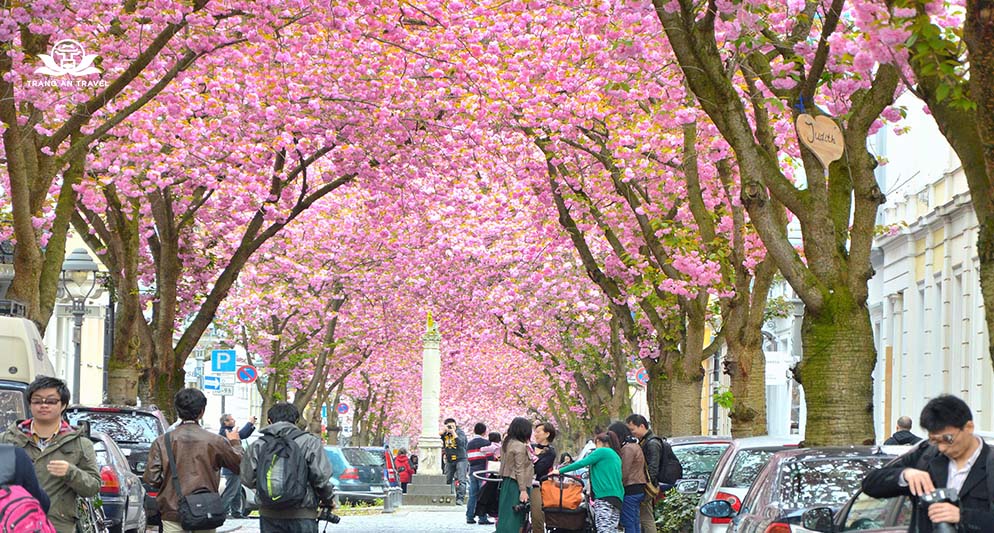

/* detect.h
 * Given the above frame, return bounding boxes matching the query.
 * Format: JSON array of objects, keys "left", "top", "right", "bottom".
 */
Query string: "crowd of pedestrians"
[
  {"left": 8, "top": 375, "right": 988, "bottom": 533},
  {"left": 441, "top": 411, "right": 676, "bottom": 533}
]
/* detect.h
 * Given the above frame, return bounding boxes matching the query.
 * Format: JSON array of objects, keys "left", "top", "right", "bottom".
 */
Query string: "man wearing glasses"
[
  {"left": 862, "top": 394, "right": 994, "bottom": 532},
  {"left": 0, "top": 376, "right": 101, "bottom": 533}
]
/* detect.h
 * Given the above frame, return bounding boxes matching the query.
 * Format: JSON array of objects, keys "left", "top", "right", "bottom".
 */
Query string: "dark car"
[
  {"left": 66, "top": 405, "right": 169, "bottom": 526},
  {"left": 669, "top": 435, "right": 733, "bottom": 482},
  {"left": 325, "top": 446, "right": 387, "bottom": 502},
  {"left": 91, "top": 430, "right": 147, "bottom": 533},
  {"left": 699, "top": 447, "right": 896, "bottom": 533},
  {"left": 361, "top": 446, "right": 400, "bottom": 488}
]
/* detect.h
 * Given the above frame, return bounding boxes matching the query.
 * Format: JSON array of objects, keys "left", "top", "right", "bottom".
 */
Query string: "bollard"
[{"left": 383, "top": 487, "right": 403, "bottom": 513}]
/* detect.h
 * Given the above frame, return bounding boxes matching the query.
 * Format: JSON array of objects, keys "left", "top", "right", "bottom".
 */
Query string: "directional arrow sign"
[
  {"left": 203, "top": 375, "right": 221, "bottom": 391},
  {"left": 236, "top": 365, "right": 258, "bottom": 384}
]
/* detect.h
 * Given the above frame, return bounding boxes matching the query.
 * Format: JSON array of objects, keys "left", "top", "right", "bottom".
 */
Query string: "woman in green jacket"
[
  {"left": 0, "top": 377, "right": 101, "bottom": 533},
  {"left": 552, "top": 431, "right": 624, "bottom": 533}
]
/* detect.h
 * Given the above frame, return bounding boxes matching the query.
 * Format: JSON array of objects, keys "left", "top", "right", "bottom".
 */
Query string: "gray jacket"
[{"left": 241, "top": 422, "right": 334, "bottom": 519}]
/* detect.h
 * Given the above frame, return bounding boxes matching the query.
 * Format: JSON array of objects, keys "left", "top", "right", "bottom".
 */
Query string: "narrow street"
[{"left": 220, "top": 507, "right": 492, "bottom": 533}]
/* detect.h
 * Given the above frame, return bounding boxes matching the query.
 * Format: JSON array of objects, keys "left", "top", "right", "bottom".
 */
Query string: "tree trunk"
[
  {"left": 647, "top": 356, "right": 704, "bottom": 437},
  {"left": 148, "top": 363, "right": 186, "bottom": 423},
  {"left": 980, "top": 221, "right": 994, "bottom": 371},
  {"left": 725, "top": 341, "right": 767, "bottom": 437},
  {"left": 797, "top": 295, "right": 876, "bottom": 445}
]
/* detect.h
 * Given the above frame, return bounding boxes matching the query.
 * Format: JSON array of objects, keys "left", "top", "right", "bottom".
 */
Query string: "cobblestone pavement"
[{"left": 219, "top": 507, "right": 496, "bottom": 532}]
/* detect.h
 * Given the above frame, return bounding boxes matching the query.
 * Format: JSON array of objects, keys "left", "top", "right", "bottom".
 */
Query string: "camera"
[
  {"left": 318, "top": 506, "right": 341, "bottom": 524},
  {"left": 919, "top": 487, "right": 958, "bottom": 533},
  {"left": 512, "top": 501, "right": 530, "bottom": 513}
]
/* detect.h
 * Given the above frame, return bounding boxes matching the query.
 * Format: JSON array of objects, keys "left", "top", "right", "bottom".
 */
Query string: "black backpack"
[
  {"left": 650, "top": 437, "right": 683, "bottom": 484},
  {"left": 255, "top": 428, "right": 310, "bottom": 510}
]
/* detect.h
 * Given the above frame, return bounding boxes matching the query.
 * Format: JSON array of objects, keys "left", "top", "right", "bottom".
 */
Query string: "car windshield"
[
  {"left": 724, "top": 448, "right": 782, "bottom": 488},
  {"left": 779, "top": 457, "right": 889, "bottom": 509},
  {"left": 0, "top": 390, "right": 25, "bottom": 430},
  {"left": 363, "top": 450, "right": 386, "bottom": 467},
  {"left": 66, "top": 411, "right": 160, "bottom": 443},
  {"left": 343, "top": 448, "right": 379, "bottom": 466},
  {"left": 673, "top": 443, "right": 729, "bottom": 479}
]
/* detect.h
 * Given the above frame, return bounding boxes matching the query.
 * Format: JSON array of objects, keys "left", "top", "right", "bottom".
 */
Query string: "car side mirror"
[
  {"left": 699, "top": 499, "right": 735, "bottom": 518},
  {"left": 675, "top": 479, "right": 703, "bottom": 494},
  {"left": 801, "top": 507, "right": 835, "bottom": 532}
]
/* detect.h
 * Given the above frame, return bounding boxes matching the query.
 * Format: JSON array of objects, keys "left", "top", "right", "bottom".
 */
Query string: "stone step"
[
  {"left": 402, "top": 493, "right": 459, "bottom": 506},
  {"left": 405, "top": 482, "right": 454, "bottom": 496},
  {"left": 409, "top": 474, "right": 448, "bottom": 485}
]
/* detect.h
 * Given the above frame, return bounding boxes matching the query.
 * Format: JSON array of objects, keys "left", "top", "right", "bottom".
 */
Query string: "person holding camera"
[
  {"left": 862, "top": 394, "right": 994, "bottom": 533},
  {"left": 440, "top": 417, "right": 469, "bottom": 505},
  {"left": 497, "top": 418, "right": 535, "bottom": 533}
]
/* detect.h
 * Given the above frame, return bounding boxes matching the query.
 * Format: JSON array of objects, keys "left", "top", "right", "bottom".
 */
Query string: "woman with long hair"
[
  {"left": 552, "top": 431, "right": 624, "bottom": 533},
  {"left": 496, "top": 417, "right": 534, "bottom": 533},
  {"left": 608, "top": 421, "right": 648, "bottom": 533}
]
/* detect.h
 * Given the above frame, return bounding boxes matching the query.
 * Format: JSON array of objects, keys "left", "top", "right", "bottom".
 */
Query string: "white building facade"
[{"left": 868, "top": 94, "right": 994, "bottom": 437}]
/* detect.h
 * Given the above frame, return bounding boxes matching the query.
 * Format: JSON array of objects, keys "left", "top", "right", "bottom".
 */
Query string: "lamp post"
[{"left": 61, "top": 248, "right": 100, "bottom": 402}]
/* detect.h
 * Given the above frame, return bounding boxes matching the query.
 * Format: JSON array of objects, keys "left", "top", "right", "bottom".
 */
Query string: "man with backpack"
[
  {"left": 144, "top": 388, "right": 243, "bottom": 533},
  {"left": 626, "top": 414, "right": 683, "bottom": 533},
  {"left": 862, "top": 395, "right": 994, "bottom": 532},
  {"left": 242, "top": 402, "right": 335, "bottom": 533}
]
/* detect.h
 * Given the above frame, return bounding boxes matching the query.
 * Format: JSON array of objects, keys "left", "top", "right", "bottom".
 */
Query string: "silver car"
[{"left": 693, "top": 436, "right": 801, "bottom": 533}]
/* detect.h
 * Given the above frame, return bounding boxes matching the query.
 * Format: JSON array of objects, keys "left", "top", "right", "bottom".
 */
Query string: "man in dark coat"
[
  {"left": 885, "top": 416, "right": 923, "bottom": 445},
  {"left": 863, "top": 395, "right": 993, "bottom": 532},
  {"left": 218, "top": 414, "right": 256, "bottom": 518}
]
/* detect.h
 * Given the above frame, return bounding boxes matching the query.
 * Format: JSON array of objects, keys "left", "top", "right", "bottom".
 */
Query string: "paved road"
[{"left": 220, "top": 507, "right": 495, "bottom": 532}]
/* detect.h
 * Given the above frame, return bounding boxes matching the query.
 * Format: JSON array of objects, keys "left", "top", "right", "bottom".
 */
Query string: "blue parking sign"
[{"left": 211, "top": 349, "right": 237, "bottom": 372}]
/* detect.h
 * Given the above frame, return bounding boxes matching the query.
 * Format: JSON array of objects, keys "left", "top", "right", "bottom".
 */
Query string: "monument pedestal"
[{"left": 402, "top": 472, "right": 456, "bottom": 506}]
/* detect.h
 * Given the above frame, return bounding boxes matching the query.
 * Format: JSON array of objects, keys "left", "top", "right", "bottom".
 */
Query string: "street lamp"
[{"left": 61, "top": 248, "right": 100, "bottom": 402}]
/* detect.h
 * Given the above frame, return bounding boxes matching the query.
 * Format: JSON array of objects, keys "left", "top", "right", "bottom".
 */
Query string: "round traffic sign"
[
  {"left": 236, "top": 365, "right": 258, "bottom": 384},
  {"left": 636, "top": 368, "right": 649, "bottom": 386},
  {"left": 336, "top": 403, "right": 349, "bottom": 415}
]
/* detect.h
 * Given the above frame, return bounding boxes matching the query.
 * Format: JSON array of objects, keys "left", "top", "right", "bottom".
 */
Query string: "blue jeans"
[
  {"left": 466, "top": 469, "right": 484, "bottom": 521},
  {"left": 621, "top": 492, "right": 644, "bottom": 533}
]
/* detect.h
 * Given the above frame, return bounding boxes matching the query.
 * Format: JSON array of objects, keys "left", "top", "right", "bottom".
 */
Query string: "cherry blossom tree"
[
  {"left": 0, "top": 0, "right": 268, "bottom": 331},
  {"left": 650, "top": 0, "right": 902, "bottom": 443}
]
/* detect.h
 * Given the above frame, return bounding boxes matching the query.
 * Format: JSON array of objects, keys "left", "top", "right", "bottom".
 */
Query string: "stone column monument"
[
  {"left": 404, "top": 312, "right": 455, "bottom": 505},
  {"left": 417, "top": 312, "right": 443, "bottom": 475}
]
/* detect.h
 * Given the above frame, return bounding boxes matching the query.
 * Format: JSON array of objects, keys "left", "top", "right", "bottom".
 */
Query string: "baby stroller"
[
  {"left": 540, "top": 473, "right": 594, "bottom": 533},
  {"left": 473, "top": 470, "right": 503, "bottom": 525}
]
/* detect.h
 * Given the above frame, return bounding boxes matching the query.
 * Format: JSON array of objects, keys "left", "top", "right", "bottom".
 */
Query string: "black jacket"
[
  {"left": 885, "top": 430, "right": 923, "bottom": 446},
  {"left": 862, "top": 440, "right": 994, "bottom": 532},
  {"left": 0, "top": 444, "right": 51, "bottom": 512},
  {"left": 639, "top": 431, "right": 664, "bottom": 486}
]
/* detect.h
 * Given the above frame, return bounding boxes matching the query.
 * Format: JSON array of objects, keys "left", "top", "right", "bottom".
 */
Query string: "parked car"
[
  {"left": 691, "top": 436, "right": 802, "bottom": 533},
  {"left": 66, "top": 405, "right": 169, "bottom": 526},
  {"left": 361, "top": 446, "right": 400, "bottom": 488},
  {"left": 699, "top": 447, "right": 896, "bottom": 533},
  {"left": 325, "top": 446, "right": 387, "bottom": 502},
  {"left": 669, "top": 435, "right": 733, "bottom": 482},
  {"left": 90, "top": 430, "right": 147, "bottom": 533},
  {"left": 0, "top": 302, "right": 55, "bottom": 429}
]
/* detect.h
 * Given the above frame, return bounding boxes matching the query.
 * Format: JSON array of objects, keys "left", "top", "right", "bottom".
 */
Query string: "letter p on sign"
[{"left": 211, "top": 349, "right": 237, "bottom": 372}]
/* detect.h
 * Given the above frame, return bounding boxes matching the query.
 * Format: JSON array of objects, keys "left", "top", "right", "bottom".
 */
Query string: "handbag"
[
  {"left": 643, "top": 462, "right": 660, "bottom": 499},
  {"left": 163, "top": 433, "right": 226, "bottom": 531}
]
